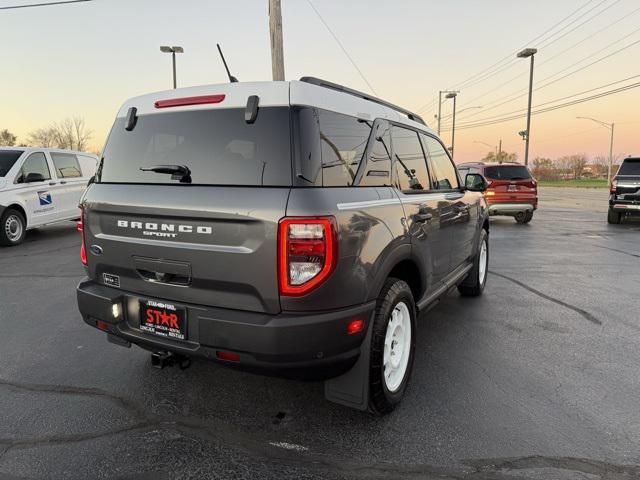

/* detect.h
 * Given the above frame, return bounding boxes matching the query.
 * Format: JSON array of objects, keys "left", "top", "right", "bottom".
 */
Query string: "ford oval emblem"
[{"left": 90, "top": 245, "right": 103, "bottom": 256}]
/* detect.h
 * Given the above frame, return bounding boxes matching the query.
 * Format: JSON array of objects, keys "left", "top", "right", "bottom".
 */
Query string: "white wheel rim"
[
  {"left": 5, "top": 215, "right": 23, "bottom": 242},
  {"left": 479, "top": 237, "right": 488, "bottom": 285},
  {"left": 383, "top": 301, "right": 412, "bottom": 393}
]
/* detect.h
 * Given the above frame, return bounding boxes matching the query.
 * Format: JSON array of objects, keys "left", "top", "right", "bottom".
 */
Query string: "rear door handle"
[{"left": 48, "top": 182, "right": 56, "bottom": 186}]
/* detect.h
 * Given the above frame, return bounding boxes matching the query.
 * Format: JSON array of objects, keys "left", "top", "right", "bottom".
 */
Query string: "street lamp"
[
  {"left": 160, "top": 46, "right": 184, "bottom": 89},
  {"left": 517, "top": 47, "right": 537, "bottom": 166},
  {"left": 577, "top": 116, "right": 615, "bottom": 184},
  {"left": 445, "top": 92, "right": 457, "bottom": 159},
  {"left": 437, "top": 90, "right": 459, "bottom": 135}
]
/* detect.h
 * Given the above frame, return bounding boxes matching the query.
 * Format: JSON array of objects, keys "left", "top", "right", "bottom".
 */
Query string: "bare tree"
[
  {"left": 482, "top": 151, "right": 518, "bottom": 163},
  {"left": 0, "top": 129, "right": 17, "bottom": 146},
  {"left": 27, "top": 127, "right": 58, "bottom": 148},
  {"left": 568, "top": 154, "right": 588, "bottom": 180},
  {"left": 27, "top": 117, "right": 92, "bottom": 151}
]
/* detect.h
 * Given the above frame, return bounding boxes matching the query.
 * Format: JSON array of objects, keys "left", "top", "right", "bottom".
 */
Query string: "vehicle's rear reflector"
[
  {"left": 216, "top": 350, "right": 240, "bottom": 362},
  {"left": 154, "top": 94, "right": 226, "bottom": 109}
]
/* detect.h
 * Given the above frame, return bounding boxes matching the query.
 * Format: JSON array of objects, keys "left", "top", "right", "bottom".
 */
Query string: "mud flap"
[{"left": 323, "top": 313, "right": 373, "bottom": 411}]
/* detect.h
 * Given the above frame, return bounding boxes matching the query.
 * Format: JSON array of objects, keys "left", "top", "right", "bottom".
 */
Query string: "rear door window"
[
  {"left": 483, "top": 165, "right": 531, "bottom": 180},
  {"left": 421, "top": 134, "right": 459, "bottom": 190},
  {"left": 318, "top": 109, "right": 371, "bottom": 186},
  {"left": 98, "top": 107, "right": 292, "bottom": 186},
  {"left": 392, "top": 126, "right": 430, "bottom": 191},
  {"left": 51, "top": 152, "right": 82, "bottom": 178},
  {"left": 617, "top": 159, "right": 640, "bottom": 175}
]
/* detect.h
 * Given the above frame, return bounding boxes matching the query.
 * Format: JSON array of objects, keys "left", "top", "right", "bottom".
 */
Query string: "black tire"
[
  {"left": 0, "top": 208, "right": 26, "bottom": 246},
  {"left": 607, "top": 208, "right": 621, "bottom": 224},
  {"left": 458, "top": 228, "right": 489, "bottom": 297},
  {"left": 368, "top": 278, "right": 417, "bottom": 416},
  {"left": 515, "top": 211, "right": 533, "bottom": 224}
]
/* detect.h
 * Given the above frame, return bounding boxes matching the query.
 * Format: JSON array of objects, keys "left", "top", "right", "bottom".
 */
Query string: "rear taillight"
[
  {"left": 278, "top": 217, "right": 337, "bottom": 296},
  {"left": 610, "top": 180, "right": 617, "bottom": 193},
  {"left": 77, "top": 206, "right": 87, "bottom": 266}
]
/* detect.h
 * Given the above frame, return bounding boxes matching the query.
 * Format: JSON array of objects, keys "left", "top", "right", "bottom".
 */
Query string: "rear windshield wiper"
[{"left": 140, "top": 165, "right": 192, "bottom": 184}]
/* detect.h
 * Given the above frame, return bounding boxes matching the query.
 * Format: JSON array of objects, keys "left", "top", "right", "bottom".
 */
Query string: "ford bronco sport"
[{"left": 76, "top": 77, "right": 490, "bottom": 414}]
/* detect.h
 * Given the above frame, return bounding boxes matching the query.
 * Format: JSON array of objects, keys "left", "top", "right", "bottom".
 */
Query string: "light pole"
[
  {"left": 517, "top": 48, "right": 537, "bottom": 166},
  {"left": 437, "top": 90, "right": 459, "bottom": 136},
  {"left": 160, "top": 46, "right": 184, "bottom": 89},
  {"left": 446, "top": 92, "right": 457, "bottom": 159},
  {"left": 577, "top": 116, "right": 615, "bottom": 184}
]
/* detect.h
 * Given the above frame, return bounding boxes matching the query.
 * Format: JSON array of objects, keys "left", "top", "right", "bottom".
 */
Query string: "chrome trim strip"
[
  {"left": 336, "top": 198, "right": 401, "bottom": 211},
  {"left": 95, "top": 233, "right": 252, "bottom": 253}
]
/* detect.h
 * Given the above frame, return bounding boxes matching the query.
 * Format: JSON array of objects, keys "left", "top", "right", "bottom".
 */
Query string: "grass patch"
[{"left": 538, "top": 179, "right": 609, "bottom": 188}]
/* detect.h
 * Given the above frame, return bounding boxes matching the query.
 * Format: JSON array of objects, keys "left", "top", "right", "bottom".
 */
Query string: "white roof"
[
  {"left": 0, "top": 146, "right": 97, "bottom": 157},
  {"left": 116, "top": 80, "right": 434, "bottom": 135}
]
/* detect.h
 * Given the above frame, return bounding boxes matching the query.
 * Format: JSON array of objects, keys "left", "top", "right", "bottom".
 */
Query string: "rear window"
[
  {"left": 98, "top": 107, "right": 292, "bottom": 186},
  {"left": 0, "top": 150, "right": 22, "bottom": 177},
  {"left": 617, "top": 159, "right": 640, "bottom": 176},
  {"left": 483, "top": 165, "right": 531, "bottom": 180}
]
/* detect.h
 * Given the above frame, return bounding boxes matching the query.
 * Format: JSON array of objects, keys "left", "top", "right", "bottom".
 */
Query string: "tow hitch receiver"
[{"left": 151, "top": 351, "right": 191, "bottom": 370}]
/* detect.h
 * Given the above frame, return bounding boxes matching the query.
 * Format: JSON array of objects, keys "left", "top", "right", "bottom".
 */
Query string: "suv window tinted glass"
[
  {"left": 318, "top": 109, "right": 370, "bottom": 186},
  {"left": 51, "top": 152, "right": 82, "bottom": 178},
  {"left": 360, "top": 122, "right": 391, "bottom": 187},
  {"left": 0, "top": 150, "right": 22, "bottom": 177},
  {"left": 421, "top": 134, "right": 459, "bottom": 190},
  {"left": 18, "top": 152, "right": 51, "bottom": 183},
  {"left": 484, "top": 165, "right": 531, "bottom": 180},
  {"left": 392, "top": 127, "right": 429, "bottom": 191},
  {"left": 617, "top": 159, "right": 640, "bottom": 176},
  {"left": 98, "top": 107, "right": 292, "bottom": 186}
]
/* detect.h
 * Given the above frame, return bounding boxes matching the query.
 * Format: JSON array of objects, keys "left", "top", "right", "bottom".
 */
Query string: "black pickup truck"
[{"left": 609, "top": 157, "right": 640, "bottom": 224}]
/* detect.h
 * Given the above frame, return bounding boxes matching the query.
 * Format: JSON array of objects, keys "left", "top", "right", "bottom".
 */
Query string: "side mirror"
[
  {"left": 24, "top": 172, "right": 46, "bottom": 183},
  {"left": 465, "top": 173, "right": 487, "bottom": 192}
]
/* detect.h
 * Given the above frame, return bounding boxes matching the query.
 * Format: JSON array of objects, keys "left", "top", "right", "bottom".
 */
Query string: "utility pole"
[
  {"left": 517, "top": 48, "right": 537, "bottom": 166},
  {"left": 498, "top": 139, "right": 502, "bottom": 162},
  {"left": 446, "top": 92, "right": 458, "bottom": 160},
  {"left": 269, "top": 0, "right": 285, "bottom": 81},
  {"left": 577, "top": 116, "right": 615, "bottom": 184}
]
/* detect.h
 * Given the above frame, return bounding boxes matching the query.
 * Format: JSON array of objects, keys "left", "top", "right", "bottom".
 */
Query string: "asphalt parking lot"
[{"left": 1, "top": 187, "right": 639, "bottom": 480}]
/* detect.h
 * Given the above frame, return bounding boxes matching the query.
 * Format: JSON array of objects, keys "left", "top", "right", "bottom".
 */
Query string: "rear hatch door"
[
  {"left": 484, "top": 164, "right": 536, "bottom": 202},
  {"left": 84, "top": 95, "right": 292, "bottom": 314}
]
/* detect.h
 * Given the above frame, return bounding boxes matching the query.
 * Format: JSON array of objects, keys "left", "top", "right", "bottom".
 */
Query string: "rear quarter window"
[{"left": 0, "top": 150, "right": 23, "bottom": 177}]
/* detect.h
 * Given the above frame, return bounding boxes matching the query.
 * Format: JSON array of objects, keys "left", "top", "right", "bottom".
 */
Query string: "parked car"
[
  {"left": 457, "top": 162, "right": 537, "bottom": 223},
  {"left": 76, "top": 77, "right": 490, "bottom": 414},
  {"left": 608, "top": 156, "right": 640, "bottom": 224},
  {"left": 0, "top": 147, "right": 98, "bottom": 245}
]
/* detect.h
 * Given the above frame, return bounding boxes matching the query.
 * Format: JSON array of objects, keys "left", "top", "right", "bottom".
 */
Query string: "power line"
[
  {"left": 456, "top": 31, "right": 640, "bottom": 124},
  {"left": 453, "top": 0, "right": 615, "bottom": 93},
  {"left": 440, "top": 73, "right": 640, "bottom": 127},
  {"left": 415, "top": 0, "right": 600, "bottom": 113},
  {"left": 305, "top": 0, "right": 377, "bottom": 96},
  {"left": 0, "top": 0, "right": 91, "bottom": 9},
  {"left": 441, "top": 80, "right": 640, "bottom": 131},
  {"left": 446, "top": 0, "right": 632, "bottom": 117}
]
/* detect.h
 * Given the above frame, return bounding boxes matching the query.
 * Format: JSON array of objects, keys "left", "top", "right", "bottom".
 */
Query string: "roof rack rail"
[{"left": 300, "top": 76, "right": 426, "bottom": 126}]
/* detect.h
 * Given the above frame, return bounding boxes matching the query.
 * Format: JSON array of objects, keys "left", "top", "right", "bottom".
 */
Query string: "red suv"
[{"left": 458, "top": 162, "right": 538, "bottom": 224}]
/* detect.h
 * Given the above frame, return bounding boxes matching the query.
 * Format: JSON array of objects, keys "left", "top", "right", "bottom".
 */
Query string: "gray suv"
[{"left": 76, "top": 77, "right": 490, "bottom": 414}]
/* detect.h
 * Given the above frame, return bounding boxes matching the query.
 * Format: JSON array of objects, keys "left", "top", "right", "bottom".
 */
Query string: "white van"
[{"left": 0, "top": 147, "right": 98, "bottom": 246}]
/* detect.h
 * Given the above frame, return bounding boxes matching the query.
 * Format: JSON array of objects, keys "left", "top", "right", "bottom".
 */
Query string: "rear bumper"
[
  {"left": 610, "top": 199, "right": 640, "bottom": 213},
  {"left": 488, "top": 202, "right": 536, "bottom": 215},
  {"left": 76, "top": 279, "right": 374, "bottom": 380}
]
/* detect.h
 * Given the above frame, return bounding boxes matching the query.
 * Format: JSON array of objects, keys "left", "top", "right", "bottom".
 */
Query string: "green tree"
[
  {"left": 482, "top": 150, "right": 518, "bottom": 163},
  {"left": 0, "top": 129, "right": 17, "bottom": 146}
]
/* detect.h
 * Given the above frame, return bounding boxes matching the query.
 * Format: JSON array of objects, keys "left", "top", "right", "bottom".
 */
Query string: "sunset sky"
[{"left": 1, "top": 0, "right": 638, "bottom": 162}]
